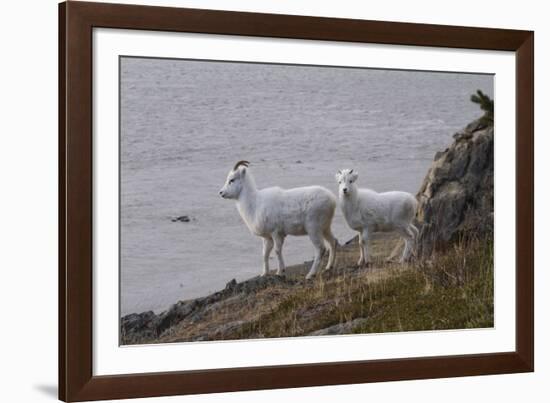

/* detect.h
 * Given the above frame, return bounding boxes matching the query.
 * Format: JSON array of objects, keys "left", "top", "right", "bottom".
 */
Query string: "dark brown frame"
[{"left": 59, "top": 1, "right": 534, "bottom": 401}]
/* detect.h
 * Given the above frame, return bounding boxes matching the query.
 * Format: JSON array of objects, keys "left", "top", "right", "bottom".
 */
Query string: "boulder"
[
  {"left": 120, "top": 311, "right": 158, "bottom": 342},
  {"left": 416, "top": 118, "right": 494, "bottom": 257}
]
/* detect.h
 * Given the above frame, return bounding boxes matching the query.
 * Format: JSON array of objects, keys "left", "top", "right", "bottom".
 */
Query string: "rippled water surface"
[{"left": 120, "top": 57, "right": 493, "bottom": 315}]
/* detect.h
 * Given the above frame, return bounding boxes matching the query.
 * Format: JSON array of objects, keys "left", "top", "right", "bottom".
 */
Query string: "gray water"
[{"left": 120, "top": 57, "right": 493, "bottom": 316}]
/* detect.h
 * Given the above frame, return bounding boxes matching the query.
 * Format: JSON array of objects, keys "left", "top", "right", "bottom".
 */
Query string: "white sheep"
[
  {"left": 219, "top": 161, "right": 337, "bottom": 279},
  {"left": 335, "top": 169, "right": 419, "bottom": 266}
]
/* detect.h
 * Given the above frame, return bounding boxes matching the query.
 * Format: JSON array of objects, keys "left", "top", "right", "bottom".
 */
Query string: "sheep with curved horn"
[
  {"left": 335, "top": 169, "right": 419, "bottom": 266},
  {"left": 219, "top": 161, "right": 337, "bottom": 279}
]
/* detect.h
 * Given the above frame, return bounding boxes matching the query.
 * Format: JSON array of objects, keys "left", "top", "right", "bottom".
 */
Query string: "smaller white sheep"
[{"left": 335, "top": 169, "right": 419, "bottom": 266}]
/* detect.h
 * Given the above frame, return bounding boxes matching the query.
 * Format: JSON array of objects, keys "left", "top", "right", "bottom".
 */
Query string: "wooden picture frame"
[{"left": 59, "top": 1, "right": 534, "bottom": 401}]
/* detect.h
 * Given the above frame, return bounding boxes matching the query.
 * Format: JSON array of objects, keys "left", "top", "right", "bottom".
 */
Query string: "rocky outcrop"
[
  {"left": 121, "top": 274, "right": 297, "bottom": 344},
  {"left": 416, "top": 118, "right": 494, "bottom": 257}
]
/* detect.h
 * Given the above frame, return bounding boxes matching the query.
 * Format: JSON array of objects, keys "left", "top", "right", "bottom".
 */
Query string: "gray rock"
[
  {"left": 225, "top": 278, "right": 238, "bottom": 291},
  {"left": 121, "top": 311, "right": 158, "bottom": 342},
  {"left": 416, "top": 118, "right": 493, "bottom": 256},
  {"left": 308, "top": 318, "right": 369, "bottom": 336},
  {"left": 171, "top": 215, "right": 191, "bottom": 222},
  {"left": 222, "top": 275, "right": 296, "bottom": 296},
  {"left": 155, "top": 300, "right": 199, "bottom": 334}
]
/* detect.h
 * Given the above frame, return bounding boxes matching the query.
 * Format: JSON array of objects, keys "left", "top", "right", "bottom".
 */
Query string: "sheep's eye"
[{"left": 229, "top": 179, "right": 234, "bottom": 184}]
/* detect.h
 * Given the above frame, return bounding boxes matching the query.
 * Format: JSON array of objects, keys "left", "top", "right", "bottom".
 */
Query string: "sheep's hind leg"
[
  {"left": 408, "top": 224, "right": 419, "bottom": 260},
  {"left": 262, "top": 237, "right": 274, "bottom": 276},
  {"left": 386, "top": 239, "right": 403, "bottom": 262},
  {"left": 409, "top": 223, "right": 419, "bottom": 240},
  {"left": 273, "top": 233, "right": 286, "bottom": 276},
  {"left": 306, "top": 232, "right": 325, "bottom": 280},
  {"left": 323, "top": 229, "right": 337, "bottom": 272},
  {"left": 398, "top": 226, "right": 415, "bottom": 263}
]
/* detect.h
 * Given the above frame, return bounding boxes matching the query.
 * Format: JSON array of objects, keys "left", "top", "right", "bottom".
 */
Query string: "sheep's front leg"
[
  {"left": 273, "top": 233, "right": 286, "bottom": 276},
  {"left": 262, "top": 237, "right": 274, "bottom": 276},
  {"left": 357, "top": 232, "right": 365, "bottom": 267},
  {"left": 359, "top": 228, "right": 370, "bottom": 269}
]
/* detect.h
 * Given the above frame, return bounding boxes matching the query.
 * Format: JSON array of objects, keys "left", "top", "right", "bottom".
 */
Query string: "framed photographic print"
[{"left": 59, "top": 1, "right": 534, "bottom": 401}]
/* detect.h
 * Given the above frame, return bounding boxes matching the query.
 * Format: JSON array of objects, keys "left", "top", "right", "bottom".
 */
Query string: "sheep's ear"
[
  {"left": 335, "top": 171, "right": 341, "bottom": 181},
  {"left": 350, "top": 170, "right": 358, "bottom": 181},
  {"left": 240, "top": 166, "right": 246, "bottom": 177}
]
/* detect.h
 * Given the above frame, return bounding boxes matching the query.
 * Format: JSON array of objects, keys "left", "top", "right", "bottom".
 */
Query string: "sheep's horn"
[{"left": 233, "top": 160, "right": 250, "bottom": 171}]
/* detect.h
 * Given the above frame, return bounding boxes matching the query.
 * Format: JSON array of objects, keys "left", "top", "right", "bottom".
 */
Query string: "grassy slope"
[{"left": 153, "top": 233, "right": 493, "bottom": 343}]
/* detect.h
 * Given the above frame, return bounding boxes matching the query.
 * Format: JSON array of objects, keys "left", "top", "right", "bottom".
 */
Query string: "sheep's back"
[
  {"left": 376, "top": 191, "right": 417, "bottom": 222},
  {"left": 354, "top": 189, "right": 416, "bottom": 228},
  {"left": 257, "top": 186, "right": 336, "bottom": 234}
]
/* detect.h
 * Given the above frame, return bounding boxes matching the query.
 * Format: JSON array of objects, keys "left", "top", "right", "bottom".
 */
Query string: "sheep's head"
[
  {"left": 335, "top": 169, "right": 358, "bottom": 197},
  {"left": 219, "top": 161, "right": 249, "bottom": 199}
]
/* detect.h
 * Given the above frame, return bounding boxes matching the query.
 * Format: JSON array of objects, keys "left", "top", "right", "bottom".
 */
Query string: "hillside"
[{"left": 122, "top": 233, "right": 493, "bottom": 344}]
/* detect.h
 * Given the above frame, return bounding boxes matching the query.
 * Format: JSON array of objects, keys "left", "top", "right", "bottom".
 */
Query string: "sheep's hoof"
[{"left": 276, "top": 270, "right": 285, "bottom": 276}]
